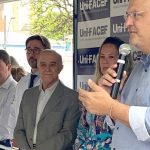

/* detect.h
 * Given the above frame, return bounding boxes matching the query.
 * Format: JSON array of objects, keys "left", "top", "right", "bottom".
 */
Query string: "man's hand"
[
  {"left": 98, "top": 64, "right": 128, "bottom": 94},
  {"left": 79, "top": 79, "right": 130, "bottom": 126},
  {"left": 79, "top": 79, "right": 113, "bottom": 115}
]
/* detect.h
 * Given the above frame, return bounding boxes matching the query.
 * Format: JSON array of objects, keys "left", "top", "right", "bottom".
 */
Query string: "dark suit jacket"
[{"left": 14, "top": 81, "right": 81, "bottom": 150}]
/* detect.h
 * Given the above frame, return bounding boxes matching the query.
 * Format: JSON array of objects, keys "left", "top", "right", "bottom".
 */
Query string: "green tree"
[{"left": 30, "top": 0, "right": 73, "bottom": 40}]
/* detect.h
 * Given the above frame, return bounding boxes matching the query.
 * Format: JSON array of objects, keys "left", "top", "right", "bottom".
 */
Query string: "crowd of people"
[{"left": 0, "top": 0, "right": 150, "bottom": 149}]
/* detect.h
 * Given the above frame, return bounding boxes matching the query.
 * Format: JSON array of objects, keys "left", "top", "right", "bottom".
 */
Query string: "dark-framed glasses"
[
  {"left": 124, "top": 10, "right": 150, "bottom": 21},
  {"left": 25, "top": 47, "right": 42, "bottom": 54}
]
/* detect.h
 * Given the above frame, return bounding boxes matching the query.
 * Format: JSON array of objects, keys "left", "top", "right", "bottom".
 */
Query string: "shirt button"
[
  {"left": 116, "top": 127, "right": 119, "bottom": 130},
  {"left": 145, "top": 69, "right": 147, "bottom": 72},
  {"left": 113, "top": 148, "right": 116, "bottom": 150},
  {"left": 136, "top": 88, "right": 138, "bottom": 92}
]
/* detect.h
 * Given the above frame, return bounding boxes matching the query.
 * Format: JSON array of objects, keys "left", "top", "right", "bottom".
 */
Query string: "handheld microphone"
[{"left": 110, "top": 44, "right": 131, "bottom": 99}]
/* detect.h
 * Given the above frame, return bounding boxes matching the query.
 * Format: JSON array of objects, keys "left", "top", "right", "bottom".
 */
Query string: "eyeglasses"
[
  {"left": 25, "top": 47, "right": 42, "bottom": 54},
  {"left": 124, "top": 10, "right": 150, "bottom": 21}
]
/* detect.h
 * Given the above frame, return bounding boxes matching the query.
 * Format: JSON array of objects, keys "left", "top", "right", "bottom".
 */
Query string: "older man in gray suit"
[{"left": 14, "top": 49, "right": 81, "bottom": 150}]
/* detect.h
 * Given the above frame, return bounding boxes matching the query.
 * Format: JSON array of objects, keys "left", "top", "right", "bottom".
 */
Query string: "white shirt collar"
[
  {"left": 39, "top": 80, "right": 59, "bottom": 93},
  {"left": 0, "top": 75, "right": 14, "bottom": 89}
]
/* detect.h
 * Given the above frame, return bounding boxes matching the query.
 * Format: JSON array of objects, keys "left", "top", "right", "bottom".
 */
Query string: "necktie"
[{"left": 29, "top": 74, "right": 37, "bottom": 88}]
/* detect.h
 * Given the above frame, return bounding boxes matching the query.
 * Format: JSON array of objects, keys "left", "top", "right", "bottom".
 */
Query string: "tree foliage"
[{"left": 29, "top": 0, "right": 73, "bottom": 40}]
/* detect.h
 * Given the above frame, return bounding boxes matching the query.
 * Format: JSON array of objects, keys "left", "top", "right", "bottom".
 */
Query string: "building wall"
[{"left": 0, "top": 4, "right": 4, "bottom": 31}]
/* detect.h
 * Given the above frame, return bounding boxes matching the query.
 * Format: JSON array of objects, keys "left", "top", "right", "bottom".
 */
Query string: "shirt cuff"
[{"left": 129, "top": 106, "right": 150, "bottom": 141}]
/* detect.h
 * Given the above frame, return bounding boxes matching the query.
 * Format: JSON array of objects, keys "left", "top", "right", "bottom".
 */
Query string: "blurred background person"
[
  {"left": 10, "top": 55, "right": 26, "bottom": 82},
  {"left": 11, "top": 67, "right": 26, "bottom": 82},
  {"left": 10, "top": 56, "right": 19, "bottom": 68},
  {"left": 75, "top": 37, "right": 133, "bottom": 150}
]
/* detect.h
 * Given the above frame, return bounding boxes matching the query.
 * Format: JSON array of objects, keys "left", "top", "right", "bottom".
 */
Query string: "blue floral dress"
[{"left": 75, "top": 108, "right": 112, "bottom": 150}]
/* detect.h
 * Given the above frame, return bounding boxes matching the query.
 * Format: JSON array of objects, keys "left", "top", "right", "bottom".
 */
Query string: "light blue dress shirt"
[{"left": 111, "top": 54, "right": 150, "bottom": 150}]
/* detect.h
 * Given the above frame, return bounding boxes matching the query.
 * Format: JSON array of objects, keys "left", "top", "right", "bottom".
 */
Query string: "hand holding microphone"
[{"left": 110, "top": 44, "right": 131, "bottom": 99}]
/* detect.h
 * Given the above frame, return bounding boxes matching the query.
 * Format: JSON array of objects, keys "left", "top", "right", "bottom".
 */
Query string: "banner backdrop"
[{"left": 74, "top": 0, "right": 143, "bottom": 90}]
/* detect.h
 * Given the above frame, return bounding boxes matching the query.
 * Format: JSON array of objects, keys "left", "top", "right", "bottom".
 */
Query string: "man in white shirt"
[
  {"left": 0, "top": 50, "right": 17, "bottom": 149},
  {"left": 14, "top": 50, "right": 80, "bottom": 150},
  {"left": 13, "top": 35, "right": 51, "bottom": 125}
]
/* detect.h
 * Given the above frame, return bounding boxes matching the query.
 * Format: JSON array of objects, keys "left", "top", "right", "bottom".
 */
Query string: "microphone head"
[{"left": 119, "top": 44, "right": 131, "bottom": 55}]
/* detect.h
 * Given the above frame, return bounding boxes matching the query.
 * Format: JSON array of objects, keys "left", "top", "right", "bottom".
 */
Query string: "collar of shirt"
[
  {"left": 140, "top": 54, "right": 150, "bottom": 69},
  {"left": 39, "top": 80, "right": 59, "bottom": 94},
  {"left": 30, "top": 71, "right": 39, "bottom": 76},
  {"left": 0, "top": 75, "right": 14, "bottom": 89}
]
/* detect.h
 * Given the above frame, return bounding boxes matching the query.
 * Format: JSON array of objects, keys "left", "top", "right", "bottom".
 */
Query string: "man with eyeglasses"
[
  {"left": 79, "top": 0, "right": 150, "bottom": 149},
  {"left": 12, "top": 35, "right": 51, "bottom": 139}
]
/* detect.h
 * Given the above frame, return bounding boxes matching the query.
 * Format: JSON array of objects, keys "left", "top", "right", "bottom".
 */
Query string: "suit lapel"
[
  {"left": 31, "top": 86, "right": 41, "bottom": 124},
  {"left": 39, "top": 82, "right": 64, "bottom": 121}
]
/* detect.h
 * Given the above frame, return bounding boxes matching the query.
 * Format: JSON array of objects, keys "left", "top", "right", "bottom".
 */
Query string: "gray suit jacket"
[{"left": 14, "top": 81, "right": 81, "bottom": 150}]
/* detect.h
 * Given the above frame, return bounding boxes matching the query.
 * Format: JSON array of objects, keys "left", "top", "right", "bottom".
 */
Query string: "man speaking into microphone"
[{"left": 79, "top": 1, "right": 150, "bottom": 149}]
